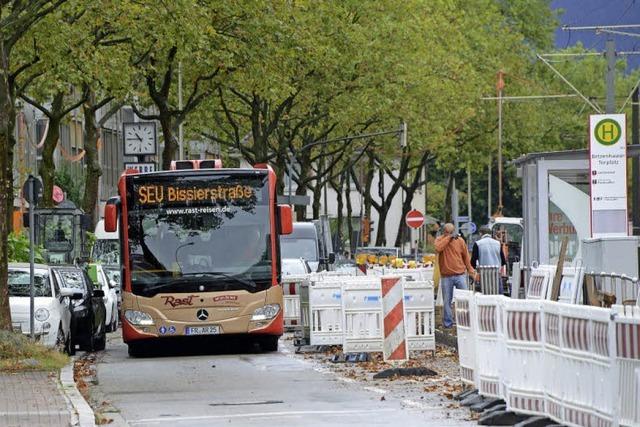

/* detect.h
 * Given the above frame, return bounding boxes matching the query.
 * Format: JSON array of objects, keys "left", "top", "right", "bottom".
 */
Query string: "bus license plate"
[{"left": 185, "top": 325, "right": 222, "bottom": 335}]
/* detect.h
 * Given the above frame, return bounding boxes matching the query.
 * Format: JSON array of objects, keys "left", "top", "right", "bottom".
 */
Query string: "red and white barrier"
[
  {"left": 282, "top": 275, "right": 308, "bottom": 330},
  {"left": 502, "top": 299, "right": 546, "bottom": 416},
  {"left": 612, "top": 304, "right": 640, "bottom": 427},
  {"left": 474, "top": 294, "right": 504, "bottom": 398},
  {"left": 453, "top": 289, "right": 477, "bottom": 386},
  {"left": 526, "top": 265, "right": 556, "bottom": 300},
  {"left": 381, "top": 276, "right": 407, "bottom": 361}
]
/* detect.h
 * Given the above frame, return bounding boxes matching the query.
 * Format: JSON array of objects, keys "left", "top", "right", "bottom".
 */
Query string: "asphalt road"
[{"left": 90, "top": 334, "right": 473, "bottom": 426}]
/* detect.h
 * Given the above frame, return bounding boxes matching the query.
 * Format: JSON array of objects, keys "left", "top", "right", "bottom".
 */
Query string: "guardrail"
[{"left": 453, "top": 290, "right": 640, "bottom": 426}]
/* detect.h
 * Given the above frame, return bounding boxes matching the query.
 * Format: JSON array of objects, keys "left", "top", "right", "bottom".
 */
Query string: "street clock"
[{"left": 123, "top": 122, "right": 156, "bottom": 156}]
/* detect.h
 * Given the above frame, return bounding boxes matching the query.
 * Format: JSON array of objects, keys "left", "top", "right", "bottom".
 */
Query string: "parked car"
[
  {"left": 8, "top": 263, "right": 80, "bottom": 353},
  {"left": 87, "top": 264, "right": 118, "bottom": 332},
  {"left": 281, "top": 258, "right": 312, "bottom": 276},
  {"left": 55, "top": 267, "right": 107, "bottom": 353}
]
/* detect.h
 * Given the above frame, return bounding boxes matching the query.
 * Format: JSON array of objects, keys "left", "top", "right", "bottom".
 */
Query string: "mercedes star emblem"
[{"left": 196, "top": 309, "right": 209, "bottom": 321}]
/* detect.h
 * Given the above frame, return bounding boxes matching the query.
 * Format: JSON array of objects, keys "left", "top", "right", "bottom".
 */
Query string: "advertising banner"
[{"left": 589, "top": 114, "right": 627, "bottom": 237}]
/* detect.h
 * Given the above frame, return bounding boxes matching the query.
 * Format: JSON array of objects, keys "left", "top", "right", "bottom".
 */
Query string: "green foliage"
[
  {"left": 54, "top": 167, "right": 83, "bottom": 207},
  {"left": 7, "top": 232, "right": 44, "bottom": 263},
  {"left": 0, "top": 330, "right": 68, "bottom": 372}
]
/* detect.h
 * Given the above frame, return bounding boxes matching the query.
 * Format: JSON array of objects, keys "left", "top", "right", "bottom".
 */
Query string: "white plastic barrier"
[
  {"left": 342, "top": 278, "right": 384, "bottom": 353},
  {"left": 502, "top": 298, "right": 546, "bottom": 416},
  {"left": 403, "top": 279, "right": 435, "bottom": 352},
  {"left": 582, "top": 273, "right": 639, "bottom": 306},
  {"left": 309, "top": 279, "right": 344, "bottom": 345},
  {"left": 526, "top": 265, "right": 555, "bottom": 300},
  {"left": 612, "top": 304, "right": 640, "bottom": 427},
  {"left": 543, "top": 302, "right": 616, "bottom": 427},
  {"left": 282, "top": 275, "right": 309, "bottom": 330},
  {"left": 474, "top": 294, "right": 504, "bottom": 398},
  {"left": 475, "top": 265, "right": 502, "bottom": 295},
  {"left": 557, "top": 266, "right": 584, "bottom": 304},
  {"left": 453, "top": 289, "right": 477, "bottom": 386}
]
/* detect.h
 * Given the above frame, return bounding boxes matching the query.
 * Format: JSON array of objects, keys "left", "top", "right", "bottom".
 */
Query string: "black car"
[{"left": 54, "top": 267, "right": 107, "bottom": 353}]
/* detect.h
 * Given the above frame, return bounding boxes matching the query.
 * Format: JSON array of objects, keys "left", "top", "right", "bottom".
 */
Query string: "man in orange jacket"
[{"left": 435, "top": 223, "right": 476, "bottom": 328}]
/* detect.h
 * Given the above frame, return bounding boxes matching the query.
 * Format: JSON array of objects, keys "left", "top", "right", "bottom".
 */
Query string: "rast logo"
[{"left": 161, "top": 295, "right": 198, "bottom": 308}]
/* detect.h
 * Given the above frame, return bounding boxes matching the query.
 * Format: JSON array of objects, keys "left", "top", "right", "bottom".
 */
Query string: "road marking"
[{"left": 129, "top": 408, "right": 396, "bottom": 424}]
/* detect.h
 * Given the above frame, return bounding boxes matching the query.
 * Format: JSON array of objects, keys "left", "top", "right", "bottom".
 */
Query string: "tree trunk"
[
  {"left": 374, "top": 201, "right": 391, "bottom": 246},
  {"left": 312, "top": 182, "right": 322, "bottom": 219},
  {"left": 330, "top": 173, "right": 344, "bottom": 253},
  {"left": 160, "top": 112, "right": 177, "bottom": 170},
  {"left": 443, "top": 171, "right": 454, "bottom": 223},
  {"left": 0, "top": 71, "right": 16, "bottom": 330},
  {"left": 82, "top": 99, "right": 102, "bottom": 229},
  {"left": 363, "top": 153, "right": 374, "bottom": 220},
  {"left": 395, "top": 191, "right": 414, "bottom": 247},
  {"left": 39, "top": 116, "right": 62, "bottom": 209}
]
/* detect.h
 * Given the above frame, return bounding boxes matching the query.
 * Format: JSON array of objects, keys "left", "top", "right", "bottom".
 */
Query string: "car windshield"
[
  {"left": 282, "top": 259, "right": 308, "bottom": 275},
  {"left": 280, "top": 238, "right": 318, "bottom": 261},
  {"left": 126, "top": 172, "right": 273, "bottom": 296},
  {"left": 8, "top": 270, "right": 51, "bottom": 297},
  {"left": 57, "top": 270, "right": 86, "bottom": 291},
  {"left": 92, "top": 240, "right": 119, "bottom": 265}
]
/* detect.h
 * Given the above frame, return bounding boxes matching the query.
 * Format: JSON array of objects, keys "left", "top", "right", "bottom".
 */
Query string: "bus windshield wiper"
[{"left": 138, "top": 272, "right": 257, "bottom": 294}]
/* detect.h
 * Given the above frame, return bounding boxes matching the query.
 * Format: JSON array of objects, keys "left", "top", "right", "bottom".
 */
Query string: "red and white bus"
[{"left": 104, "top": 160, "right": 292, "bottom": 356}]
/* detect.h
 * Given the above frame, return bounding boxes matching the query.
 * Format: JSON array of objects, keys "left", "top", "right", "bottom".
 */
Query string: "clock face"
[{"left": 124, "top": 122, "right": 156, "bottom": 155}]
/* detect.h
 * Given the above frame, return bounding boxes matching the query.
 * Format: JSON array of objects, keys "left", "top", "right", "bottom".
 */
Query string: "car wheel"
[
  {"left": 260, "top": 336, "right": 279, "bottom": 352},
  {"left": 93, "top": 329, "right": 106, "bottom": 352}
]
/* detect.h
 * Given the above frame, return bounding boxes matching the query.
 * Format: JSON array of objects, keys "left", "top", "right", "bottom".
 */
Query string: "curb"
[{"left": 60, "top": 358, "right": 96, "bottom": 427}]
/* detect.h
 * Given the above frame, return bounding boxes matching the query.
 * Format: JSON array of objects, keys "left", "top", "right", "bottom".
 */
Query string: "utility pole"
[
  {"left": 467, "top": 165, "right": 472, "bottom": 225},
  {"left": 178, "top": 61, "right": 184, "bottom": 160},
  {"left": 633, "top": 87, "right": 639, "bottom": 234},
  {"left": 496, "top": 70, "right": 504, "bottom": 215},
  {"left": 605, "top": 35, "right": 616, "bottom": 113}
]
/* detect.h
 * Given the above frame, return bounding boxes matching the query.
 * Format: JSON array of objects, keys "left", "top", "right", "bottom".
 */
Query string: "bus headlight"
[
  {"left": 35, "top": 308, "right": 50, "bottom": 322},
  {"left": 124, "top": 310, "right": 154, "bottom": 326},
  {"left": 251, "top": 304, "right": 280, "bottom": 321}
]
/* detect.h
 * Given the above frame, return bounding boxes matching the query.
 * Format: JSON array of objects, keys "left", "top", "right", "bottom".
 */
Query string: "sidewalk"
[{"left": 0, "top": 370, "right": 73, "bottom": 427}]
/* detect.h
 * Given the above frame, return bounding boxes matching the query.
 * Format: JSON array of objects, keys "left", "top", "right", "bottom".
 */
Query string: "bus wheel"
[
  {"left": 127, "top": 342, "right": 146, "bottom": 358},
  {"left": 260, "top": 336, "right": 279, "bottom": 352}
]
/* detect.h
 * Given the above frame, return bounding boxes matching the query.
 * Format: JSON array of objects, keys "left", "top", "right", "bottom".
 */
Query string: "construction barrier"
[
  {"left": 477, "top": 265, "right": 502, "bottom": 295},
  {"left": 309, "top": 277, "right": 345, "bottom": 346},
  {"left": 381, "top": 276, "right": 408, "bottom": 361},
  {"left": 526, "top": 264, "right": 556, "bottom": 300},
  {"left": 456, "top": 293, "right": 640, "bottom": 426},
  {"left": 282, "top": 275, "right": 308, "bottom": 331},
  {"left": 474, "top": 294, "right": 504, "bottom": 398},
  {"left": 342, "top": 278, "right": 384, "bottom": 353},
  {"left": 453, "top": 289, "right": 477, "bottom": 386},
  {"left": 403, "top": 278, "right": 435, "bottom": 351},
  {"left": 502, "top": 298, "right": 546, "bottom": 417},
  {"left": 612, "top": 304, "right": 640, "bottom": 427},
  {"left": 557, "top": 266, "right": 584, "bottom": 305},
  {"left": 302, "top": 269, "right": 434, "bottom": 357}
]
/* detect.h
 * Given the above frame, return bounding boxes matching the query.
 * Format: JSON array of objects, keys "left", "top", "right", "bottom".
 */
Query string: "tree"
[{"left": 0, "top": 0, "right": 68, "bottom": 330}]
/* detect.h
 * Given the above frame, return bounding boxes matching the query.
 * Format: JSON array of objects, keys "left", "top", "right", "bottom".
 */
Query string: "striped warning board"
[{"left": 381, "top": 276, "right": 408, "bottom": 362}]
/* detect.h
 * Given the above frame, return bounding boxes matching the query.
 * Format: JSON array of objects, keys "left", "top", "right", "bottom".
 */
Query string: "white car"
[
  {"left": 90, "top": 264, "right": 119, "bottom": 332},
  {"left": 9, "top": 263, "right": 80, "bottom": 352}
]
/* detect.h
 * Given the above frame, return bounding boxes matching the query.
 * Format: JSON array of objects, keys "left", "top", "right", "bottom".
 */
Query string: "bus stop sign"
[{"left": 405, "top": 209, "right": 424, "bottom": 229}]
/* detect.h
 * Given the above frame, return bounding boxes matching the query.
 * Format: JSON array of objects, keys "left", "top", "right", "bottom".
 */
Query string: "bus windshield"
[{"left": 126, "top": 173, "right": 272, "bottom": 297}]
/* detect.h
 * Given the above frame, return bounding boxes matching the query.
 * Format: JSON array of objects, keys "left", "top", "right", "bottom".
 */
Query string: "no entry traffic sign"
[{"left": 405, "top": 209, "right": 424, "bottom": 229}]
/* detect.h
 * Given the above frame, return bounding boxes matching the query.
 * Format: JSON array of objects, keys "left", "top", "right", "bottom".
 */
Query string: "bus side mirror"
[
  {"left": 104, "top": 204, "right": 117, "bottom": 232},
  {"left": 278, "top": 204, "right": 293, "bottom": 235}
]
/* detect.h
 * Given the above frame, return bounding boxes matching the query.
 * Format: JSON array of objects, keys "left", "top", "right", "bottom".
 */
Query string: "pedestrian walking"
[
  {"left": 435, "top": 223, "right": 475, "bottom": 328},
  {"left": 470, "top": 225, "right": 507, "bottom": 293}
]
